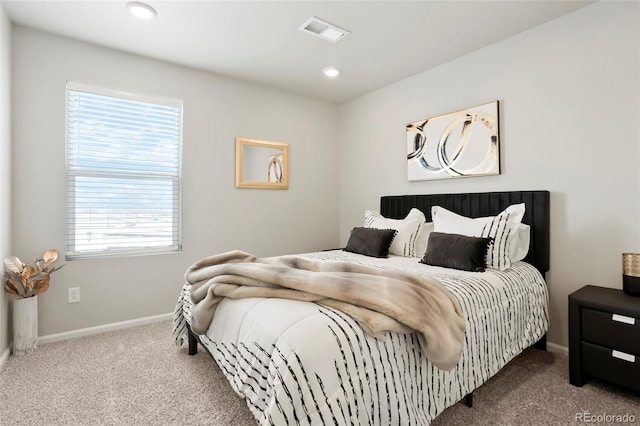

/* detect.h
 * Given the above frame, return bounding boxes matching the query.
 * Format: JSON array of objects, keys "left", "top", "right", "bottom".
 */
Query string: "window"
[{"left": 65, "top": 82, "right": 182, "bottom": 260}]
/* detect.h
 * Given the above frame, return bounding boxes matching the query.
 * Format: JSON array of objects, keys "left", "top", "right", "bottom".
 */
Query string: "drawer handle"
[
  {"left": 612, "top": 350, "right": 636, "bottom": 363},
  {"left": 612, "top": 314, "right": 635, "bottom": 325}
]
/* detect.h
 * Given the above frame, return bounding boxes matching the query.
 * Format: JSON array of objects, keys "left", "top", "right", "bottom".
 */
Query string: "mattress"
[{"left": 173, "top": 250, "right": 549, "bottom": 425}]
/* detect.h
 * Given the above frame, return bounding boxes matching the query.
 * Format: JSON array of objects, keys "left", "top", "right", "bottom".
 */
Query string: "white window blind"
[{"left": 66, "top": 81, "right": 183, "bottom": 260}]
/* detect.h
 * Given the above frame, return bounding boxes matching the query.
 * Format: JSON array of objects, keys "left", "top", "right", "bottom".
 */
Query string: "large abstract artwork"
[{"left": 407, "top": 101, "right": 500, "bottom": 181}]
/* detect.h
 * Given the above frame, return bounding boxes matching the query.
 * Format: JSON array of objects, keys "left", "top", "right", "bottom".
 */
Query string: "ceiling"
[{"left": 3, "top": 0, "right": 593, "bottom": 104}]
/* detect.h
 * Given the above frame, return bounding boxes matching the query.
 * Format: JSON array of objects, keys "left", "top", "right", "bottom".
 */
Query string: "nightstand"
[{"left": 569, "top": 285, "right": 640, "bottom": 393}]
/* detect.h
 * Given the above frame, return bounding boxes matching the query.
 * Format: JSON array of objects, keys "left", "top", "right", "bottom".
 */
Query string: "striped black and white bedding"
[{"left": 173, "top": 250, "right": 549, "bottom": 425}]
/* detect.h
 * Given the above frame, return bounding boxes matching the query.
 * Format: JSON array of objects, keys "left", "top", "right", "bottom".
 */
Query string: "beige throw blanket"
[{"left": 185, "top": 250, "right": 465, "bottom": 370}]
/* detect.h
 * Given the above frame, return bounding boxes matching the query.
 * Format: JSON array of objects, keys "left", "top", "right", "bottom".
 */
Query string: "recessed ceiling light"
[
  {"left": 127, "top": 1, "right": 157, "bottom": 20},
  {"left": 322, "top": 67, "right": 340, "bottom": 78},
  {"left": 300, "top": 17, "right": 350, "bottom": 43}
]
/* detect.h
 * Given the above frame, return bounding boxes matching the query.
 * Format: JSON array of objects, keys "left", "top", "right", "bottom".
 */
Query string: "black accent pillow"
[
  {"left": 420, "top": 232, "right": 492, "bottom": 272},
  {"left": 344, "top": 227, "right": 397, "bottom": 258}
]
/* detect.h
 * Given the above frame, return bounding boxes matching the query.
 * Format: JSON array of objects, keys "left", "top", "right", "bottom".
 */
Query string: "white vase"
[{"left": 13, "top": 295, "right": 38, "bottom": 355}]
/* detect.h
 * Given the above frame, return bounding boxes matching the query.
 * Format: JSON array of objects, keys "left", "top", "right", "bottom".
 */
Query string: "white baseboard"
[
  {"left": 0, "top": 343, "right": 12, "bottom": 370},
  {"left": 38, "top": 312, "right": 173, "bottom": 345},
  {"left": 547, "top": 341, "right": 569, "bottom": 355},
  {"left": 2, "top": 313, "right": 571, "bottom": 367},
  {"left": 1, "top": 313, "right": 171, "bottom": 367}
]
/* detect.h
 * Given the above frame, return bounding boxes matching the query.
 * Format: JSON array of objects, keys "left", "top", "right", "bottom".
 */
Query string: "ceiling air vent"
[{"left": 299, "top": 16, "right": 350, "bottom": 43}]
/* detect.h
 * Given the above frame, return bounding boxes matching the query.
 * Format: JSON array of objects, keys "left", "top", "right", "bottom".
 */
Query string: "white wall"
[
  {"left": 8, "top": 2, "right": 639, "bottom": 348},
  {"left": 0, "top": 3, "right": 12, "bottom": 359},
  {"left": 11, "top": 26, "right": 340, "bottom": 336},
  {"left": 338, "top": 1, "right": 640, "bottom": 347}
]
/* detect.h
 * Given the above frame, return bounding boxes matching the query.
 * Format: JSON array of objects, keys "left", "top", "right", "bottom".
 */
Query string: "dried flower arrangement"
[{"left": 4, "top": 250, "right": 64, "bottom": 298}]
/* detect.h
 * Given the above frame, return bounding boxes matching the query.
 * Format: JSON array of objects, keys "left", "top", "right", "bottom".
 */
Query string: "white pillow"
[
  {"left": 509, "top": 223, "right": 530, "bottom": 262},
  {"left": 431, "top": 204, "right": 526, "bottom": 270},
  {"left": 414, "top": 222, "right": 434, "bottom": 259},
  {"left": 364, "top": 208, "right": 425, "bottom": 257}
]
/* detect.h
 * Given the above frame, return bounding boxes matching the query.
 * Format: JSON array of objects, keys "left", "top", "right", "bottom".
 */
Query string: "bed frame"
[{"left": 187, "top": 190, "right": 551, "bottom": 408}]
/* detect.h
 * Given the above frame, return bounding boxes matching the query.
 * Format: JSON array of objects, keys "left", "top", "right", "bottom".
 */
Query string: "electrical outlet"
[{"left": 68, "top": 287, "right": 80, "bottom": 303}]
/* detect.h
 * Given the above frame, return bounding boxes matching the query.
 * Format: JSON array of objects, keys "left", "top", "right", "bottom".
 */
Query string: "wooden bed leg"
[
  {"left": 533, "top": 333, "right": 547, "bottom": 351},
  {"left": 464, "top": 393, "right": 473, "bottom": 408},
  {"left": 188, "top": 329, "right": 198, "bottom": 356}
]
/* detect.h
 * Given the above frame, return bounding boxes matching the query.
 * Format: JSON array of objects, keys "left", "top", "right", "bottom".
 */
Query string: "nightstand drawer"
[
  {"left": 581, "top": 308, "right": 640, "bottom": 354},
  {"left": 582, "top": 341, "right": 640, "bottom": 392}
]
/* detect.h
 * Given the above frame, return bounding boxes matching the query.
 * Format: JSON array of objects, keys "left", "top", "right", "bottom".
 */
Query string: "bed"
[{"left": 173, "top": 190, "right": 550, "bottom": 425}]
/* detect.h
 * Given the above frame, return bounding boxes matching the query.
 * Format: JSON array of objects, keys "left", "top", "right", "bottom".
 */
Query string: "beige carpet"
[{"left": 0, "top": 320, "right": 638, "bottom": 425}]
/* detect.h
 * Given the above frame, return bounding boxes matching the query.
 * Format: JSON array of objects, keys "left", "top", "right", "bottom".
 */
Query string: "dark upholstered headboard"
[{"left": 380, "top": 191, "right": 550, "bottom": 275}]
